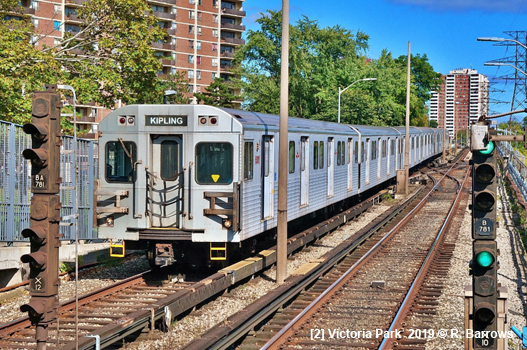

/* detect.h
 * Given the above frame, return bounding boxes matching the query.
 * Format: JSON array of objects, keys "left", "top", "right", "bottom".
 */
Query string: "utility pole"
[{"left": 276, "top": 0, "right": 289, "bottom": 284}]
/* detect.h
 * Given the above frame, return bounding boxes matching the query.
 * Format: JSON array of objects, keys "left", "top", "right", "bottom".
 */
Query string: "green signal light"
[
  {"left": 478, "top": 140, "right": 495, "bottom": 155},
  {"left": 476, "top": 251, "right": 494, "bottom": 268}
]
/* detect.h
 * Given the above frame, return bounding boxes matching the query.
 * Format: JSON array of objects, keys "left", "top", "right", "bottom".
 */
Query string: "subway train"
[{"left": 95, "top": 104, "right": 444, "bottom": 267}]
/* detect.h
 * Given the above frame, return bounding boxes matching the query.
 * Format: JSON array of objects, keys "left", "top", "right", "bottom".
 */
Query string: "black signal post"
[
  {"left": 470, "top": 121, "right": 498, "bottom": 349},
  {"left": 20, "top": 85, "right": 62, "bottom": 350}
]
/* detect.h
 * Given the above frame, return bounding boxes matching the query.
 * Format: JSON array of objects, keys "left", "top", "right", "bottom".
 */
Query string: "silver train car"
[{"left": 96, "top": 104, "right": 444, "bottom": 267}]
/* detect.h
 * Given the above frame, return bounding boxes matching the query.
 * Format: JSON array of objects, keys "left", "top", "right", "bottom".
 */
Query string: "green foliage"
[
  {"left": 498, "top": 120, "right": 526, "bottom": 156},
  {"left": 238, "top": 10, "right": 441, "bottom": 127},
  {"left": 194, "top": 78, "right": 237, "bottom": 107},
  {"left": 429, "top": 120, "right": 439, "bottom": 128}
]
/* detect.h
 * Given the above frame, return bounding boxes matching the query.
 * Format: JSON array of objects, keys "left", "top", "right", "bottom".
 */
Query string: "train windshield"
[
  {"left": 105, "top": 141, "right": 136, "bottom": 182},
  {"left": 195, "top": 142, "right": 233, "bottom": 184}
]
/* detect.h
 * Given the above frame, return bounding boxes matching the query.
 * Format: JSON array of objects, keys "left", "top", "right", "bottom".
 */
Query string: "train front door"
[
  {"left": 262, "top": 136, "right": 274, "bottom": 219},
  {"left": 148, "top": 135, "right": 183, "bottom": 228}
]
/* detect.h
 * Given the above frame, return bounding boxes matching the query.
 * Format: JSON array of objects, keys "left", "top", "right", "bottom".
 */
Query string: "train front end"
[{"left": 96, "top": 105, "right": 242, "bottom": 267}]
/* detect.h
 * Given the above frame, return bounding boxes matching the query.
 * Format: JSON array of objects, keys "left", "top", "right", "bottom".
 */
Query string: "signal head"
[
  {"left": 20, "top": 300, "right": 46, "bottom": 324},
  {"left": 23, "top": 123, "right": 48, "bottom": 142},
  {"left": 21, "top": 226, "right": 47, "bottom": 245},
  {"left": 474, "top": 191, "right": 495, "bottom": 212},
  {"left": 22, "top": 148, "right": 47, "bottom": 167},
  {"left": 21, "top": 251, "right": 47, "bottom": 270},
  {"left": 475, "top": 251, "right": 495, "bottom": 268},
  {"left": 476, "top": 140, "right": 495, "bottom": 156},
  {"left": 474, "top": 303, "right": 496, "bottom": 325}
]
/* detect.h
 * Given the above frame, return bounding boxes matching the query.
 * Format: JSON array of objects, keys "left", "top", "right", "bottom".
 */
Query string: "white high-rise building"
[{"left": 429, "top": 69, "right": 489, "bottom": 138}]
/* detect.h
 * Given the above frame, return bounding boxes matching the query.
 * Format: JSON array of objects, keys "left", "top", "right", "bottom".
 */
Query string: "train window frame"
[
  {"left": 195, "top": 142, "right": 234, "bottom": 185},
  {"left": 371, "top": 140, "right": 377, "bottom": 160},
  {"left": 337, "top": 141, "right": 342, "bottom": 166},
  {"left": 105, "top": 141, "right": 137, "bottom": 183},
  {"left": 313, "top": 141, "right": 319, "bottom": 169},
  {"left": 319, "top": 141, "right": 324, "bottom": 169},
  {"left": 289, "top": 141, "right": 295, "bottom": 174},
  {"left": 354, "top": 141, "right": 359, "bottom": 163},
  {"left": 382, "top": 140, "right": 387, "bottom": 158},
  {"left": 160, "top": 140, "right": 181, "bottom": 181},
  {"left": 244, "top": 141, "right": 253, "bottom": 180}
]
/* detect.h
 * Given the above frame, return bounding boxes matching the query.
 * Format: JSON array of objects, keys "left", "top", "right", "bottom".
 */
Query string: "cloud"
[{"left": 386, "top": 0, "right": 527, "bottom": 13}]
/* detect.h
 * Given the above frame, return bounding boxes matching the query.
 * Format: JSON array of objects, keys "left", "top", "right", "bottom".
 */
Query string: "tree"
[
  {"left": 194, "top": 78, "right": 237, "bottom": 107},
  {"left": 0, "top": 0, "right": 61, "bottom": 124},
  {"left": 237, "top": 10, "right": 440, "bottom": 127},
  {"left": 429, "top": 120, "right": 439, "bottom": 128},
  {"left": 0, "top": 0, "right": 181, "bottom": 128}
]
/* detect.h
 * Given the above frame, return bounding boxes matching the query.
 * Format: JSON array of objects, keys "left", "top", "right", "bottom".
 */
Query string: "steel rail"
[
  {"left": 260, "top": 153, "right": 468, "bottom": 350},
  {"left": 379, "top": 159, "right": 470, "bottom": 349}
]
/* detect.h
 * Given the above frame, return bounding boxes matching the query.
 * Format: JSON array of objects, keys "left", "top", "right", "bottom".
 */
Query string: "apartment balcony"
[
  {"left": 149, "top": 0, "right": 177, "bottom": 5},
  {"left": 24, "top": 7, "right": 35, "bottom": 15},
  {"left": 66, "top": 0, "right": 87, "bottom": 6},
  {"left": 161, "top": 59, "right": 176, "bottom": 66},
  {"left": 152, "top": 42, "right": 176, "bottom": 51},
  {"left": 221, "top": 8, "right": 246, "bottom": 17},
  {"left": 221, "top": 37, "right": 245, "bottom": 45},
  {"left": 154, "top": 11, "right": 176, "bottom": 20},
  {"left": 165, "top": 28, "right": 177, "bottom": 36},
  {"left": 221, "top": 23, "right": 245, "bottom": 32},
  {"left": 220, "top": 50, "right": 234, "bottom": 58},
  {"left": 65, "top": 14, "right": 82, "bottom": 23}
]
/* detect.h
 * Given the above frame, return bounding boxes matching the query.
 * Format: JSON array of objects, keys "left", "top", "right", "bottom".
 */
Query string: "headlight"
[
  {"left": 222, "top": 219, "right": 232, "bottom": 229},
  {"left": 106, "top": 216, "right": 114, "bottom": 227}
]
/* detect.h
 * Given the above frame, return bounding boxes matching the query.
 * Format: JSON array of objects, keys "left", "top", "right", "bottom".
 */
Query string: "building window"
[
  {"left": 196, "top": 41, "right": 201, "bottom": 50},
  {"left": 196, "top": 56, "right": 201, "bottom": 65},
  {"left": 212, "top": 58, "right": 218, "bottom": 66},
  {"left": 54, "top": 21, "right": 61, "bottom": 31},
  {"left": 213, "top": 14, "right": 218, "bottom": 23},
  {"left": 31, "top": 18, "right": 38, "bottom": 28},
  {"left": 188, "top": 69, "right": 194, "bottom": 79},
  {"left": 196, "top": 70, "right": 201, "bottom": 79},
  {"left": 212, "top": 43, "right": 217, "bottom": 52},
  {"left": 189, "top": 10, "right": 194, "bottom": 19},
  {"left": 30, "top": 0, "right": 38, "bottom": 10},
  {"left": 188, "top": 40, "right": 193, "bottom": 49},
  {"left": 54, "top": 4, "right": 60, "bottom": 14},
  {"left": 212, "top": 29, "right": 218, "bottom": 37},
  {"left": 212, "top": 72, "right": 217, "bottom": 80},
  {"left": 188, "top": 55, "right": 194, "bottom": 63},
  {"left": 197, "top": 26, "right": 202, "bottom": 35},
  {"left": 189, "top": 25, "right": 194, "bottom": 34}
]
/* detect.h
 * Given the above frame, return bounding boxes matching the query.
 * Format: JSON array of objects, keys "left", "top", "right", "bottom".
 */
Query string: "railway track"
[
  {"left": 0, "top": 182, "right": 395, "bottom": 350},
  {"left": 180, "top": 150, "right": 470, "bottom": 350},
  {"left": 252, "top": 153, "right": 469, "bottom": 350}
]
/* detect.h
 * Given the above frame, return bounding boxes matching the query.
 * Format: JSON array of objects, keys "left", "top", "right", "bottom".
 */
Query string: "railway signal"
[
  {"left": 470, "top": 122, "right": 498, "bottom": 349},
  {"left": 20, "top": 85, "right": 62, "bottom": 349}
]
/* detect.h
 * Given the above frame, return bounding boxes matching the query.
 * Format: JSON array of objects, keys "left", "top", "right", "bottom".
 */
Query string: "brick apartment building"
[
  {"left": 13, "top": 0, "right": 246, "bottom": 137},
  {"left": 429, "top": 68, "right": 489, "bottom": 139}
]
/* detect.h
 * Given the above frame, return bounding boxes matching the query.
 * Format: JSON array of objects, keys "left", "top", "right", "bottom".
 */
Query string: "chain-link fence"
[{"left": 0, "top": 120, "right": 98, "bottom": 242}]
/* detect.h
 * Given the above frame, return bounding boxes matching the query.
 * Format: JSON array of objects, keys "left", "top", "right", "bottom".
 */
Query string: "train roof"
[{"left": 220, "top": 108, "right": 357, "bottom": 135}]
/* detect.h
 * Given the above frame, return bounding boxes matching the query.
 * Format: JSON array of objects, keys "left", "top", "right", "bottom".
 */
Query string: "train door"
[
  {"left": 347, "top": 138, "right": 353, "bottom": 191},
  {"left": 387, "top": 138, "right": 391, "bottom": 176},
  {"left": 300, "top": 136, "right": 309, "bottom": 206},
  {"left": 262, "top": 136, "right": 274, "bottom": 219},
  {"left": 365, "top": 138, "right": 370, "bottom": 185},
  {"left": 148, "top": 135, "right": 183, "bottom": 228},
  {"left": 327, "top": 137, "right": 334, "bottom": 197}
]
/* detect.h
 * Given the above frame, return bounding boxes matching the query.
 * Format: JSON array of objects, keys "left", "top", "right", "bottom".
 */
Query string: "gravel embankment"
[{"left": 0, "top": 254, "right": 149, "bottom": 324}]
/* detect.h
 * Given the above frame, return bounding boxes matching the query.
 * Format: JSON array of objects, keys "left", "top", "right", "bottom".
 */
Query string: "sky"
[{"left": 242, "top": 0, "right": 527, "bottom": 126}]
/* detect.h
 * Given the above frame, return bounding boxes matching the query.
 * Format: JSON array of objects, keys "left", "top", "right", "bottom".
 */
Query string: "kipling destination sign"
[{"left": 146, "top": 115, "right": 188, "bottom": 126}]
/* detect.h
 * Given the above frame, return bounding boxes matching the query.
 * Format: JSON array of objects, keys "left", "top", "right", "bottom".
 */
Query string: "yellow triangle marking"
[{"left": 211, "top": 174, "right": 220, "bottom": 183}]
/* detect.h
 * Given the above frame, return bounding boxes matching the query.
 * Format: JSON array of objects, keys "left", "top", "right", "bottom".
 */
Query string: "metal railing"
[
  {"left": 496, "top": 129, "right": 527, "bottom": 205},
  {"left": 0, "top": 120, "right": 98, "bottom": 242}
]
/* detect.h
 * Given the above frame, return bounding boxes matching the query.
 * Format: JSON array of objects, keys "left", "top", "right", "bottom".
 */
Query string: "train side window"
[
  {"left": 289, "top": 141, "right": 295, "bottom": 174},
  {"left": 105, "top": 141, "right": 136, "bottom": 183},
  {"left": 371, "top": 140, "right": 377, "bottom": 160},
  {"left": 354, "top": 141, "right": 358, "bottom": 163},
  {"left": 160, "top": 141, "right": 180, "bottom": 181},
  {"left": 319, "top": 141, "right": 324, "bottom": 169},
  {"left": 382, "top": 140, "right": 387, "bottom": 158},
  {"left": 313, "top": 141, "right": 319, "bottom": 169},
  {"left": 337, "top": 141, "right": 342, "bottom": 166},
  {"left": 244, "top": 141, "right": 253, "bottom": 180},
  {"left": 391, "top": 140, "right": 395, "bottom": 156},
  {"left": 361, "top": 142, "right": 365, "bottom": 163},
  {"left": 195, "top": 142, "right": 233, "bottom": 184}
]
